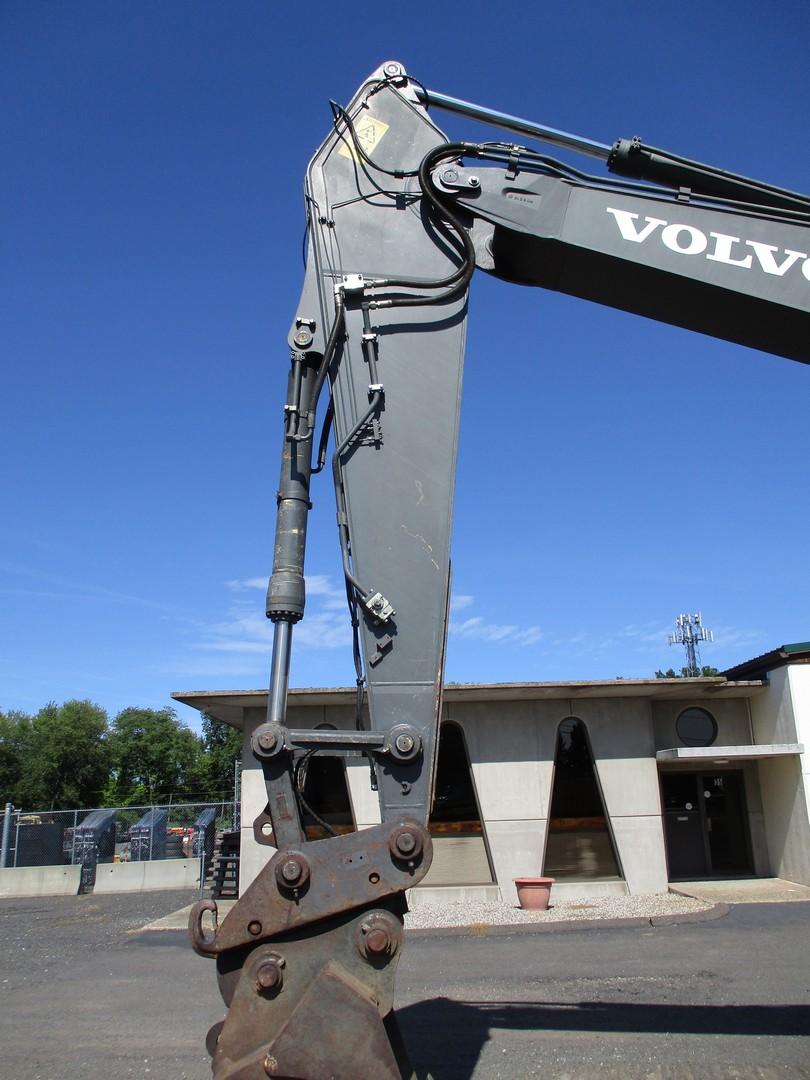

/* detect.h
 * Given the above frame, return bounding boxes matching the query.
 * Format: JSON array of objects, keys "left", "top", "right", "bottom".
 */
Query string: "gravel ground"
[{"left": 404, "top": 892, "right": 714, "bottom": 929}]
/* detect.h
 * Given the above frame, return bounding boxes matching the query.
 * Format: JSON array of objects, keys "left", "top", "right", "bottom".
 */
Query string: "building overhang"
[
  {"left": 173, "top": 677, "right": 765, "bottom": 732},
  {"left": 656, "top": 743, "right": 804, "bottom": 764}
]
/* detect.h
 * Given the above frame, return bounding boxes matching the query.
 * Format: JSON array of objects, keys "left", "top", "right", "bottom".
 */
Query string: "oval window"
[{"left": 676, "top": 707, "right": 718, "bottom": 747}]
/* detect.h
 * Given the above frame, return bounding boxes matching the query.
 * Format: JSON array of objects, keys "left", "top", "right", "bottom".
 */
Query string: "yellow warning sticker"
[{"left": 338, "top": 113, "right": 390, "bottom": 162}]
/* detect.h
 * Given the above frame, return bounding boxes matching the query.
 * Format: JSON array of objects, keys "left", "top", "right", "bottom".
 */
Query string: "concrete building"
[{"left": 175, "top": 642, "right": 810, "bottom": 903}]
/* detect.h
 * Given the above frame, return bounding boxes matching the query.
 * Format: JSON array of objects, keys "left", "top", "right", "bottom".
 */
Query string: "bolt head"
[
  {"left": 248, "top": 920, "right": 262, "bottom": 936},
  {"left": 256, "top": 961, "right": 283, "bottom": 991},
  {"left": 275, "top": 852, "right": 310, "bottom": 889},
  {"left": 395, "top": 733, "right": 415, "bottom": 754},
  {"left": 396, "top": 832, "right": 416, "bottom": 855},
  {"left": 281, "top": 858, "right": 302, "bottom": 883},
  {"left": 364, "top": 927, "right": 390, "bottom": 955},
  {"left": 389, "top": 824, "right": 423, "bottom": 861},
  {"left": 258, "top": 730, "right": 277, "bottom": 751}
]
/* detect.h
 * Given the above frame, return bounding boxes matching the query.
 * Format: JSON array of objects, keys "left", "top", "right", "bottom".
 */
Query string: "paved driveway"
[{"left": 0, "top": 891, "right": 808, "bottom": 1079}]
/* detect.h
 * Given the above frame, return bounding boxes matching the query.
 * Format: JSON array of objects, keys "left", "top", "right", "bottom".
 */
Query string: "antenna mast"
[{"left": 669, "top": 612, "right": 714, "bottom": 676}]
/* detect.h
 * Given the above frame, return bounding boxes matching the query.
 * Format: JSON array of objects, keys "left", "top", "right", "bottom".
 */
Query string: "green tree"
[
  {"left": 17, "top": 700, "right": 110, "bottom": 810},
  {"left": 0, "top": 709, "right": 35, "bottom": 806},
  {"left": 200, "top": 713, "right": 242, "bottom": 801},
  {"left": 655, "top": 665, "right": 720, "bottom": 678},
  {"left": 106, "top": 707, "right": 204, "bottom": 805}
]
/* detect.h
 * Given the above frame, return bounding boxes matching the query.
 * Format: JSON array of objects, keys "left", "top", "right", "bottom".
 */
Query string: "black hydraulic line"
[
  {"left": 608, "top": 139, "right": 810, "bottom": 216},
  {"left": 329, "top": 305, "right": 385, "bottom": 603},
  {"left": 329, "top": 99, "right": 476, "bottom": 301},
  {"left": 310, "top": 396, "right": 333, "bottom": 475},
  {"left": 467, "top": 143, "right": 810, "bottom": 226},
  {"left": 286, "top": 352, "right": 303, "bottom": 439},
  {"left": 294, "top": 750, "right": 338, "bottom": 838},
  {"left": 412, "top": 83, "right": 809, "bottom": 216},
  {"left": 290, "top": 297, "right": 346, "bottom": 443},
  {"left": 345, "top": 577, "right": 366, "bottom": 729},
  {"left": 331, "top": 389, "right": 380, "bottom": 599},
  {"left": 369, "top": 143, "right": 480, "bottom": 308},
  {"left": 330, "top": 99, "right": 422, "bottom": 179}
]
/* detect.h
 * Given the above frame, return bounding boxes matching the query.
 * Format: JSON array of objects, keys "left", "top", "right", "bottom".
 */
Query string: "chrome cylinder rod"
[
  {"left": 267, "top": 619, "right": 292, "bottom": 725},
  {"left": 415, "top": 86, "right": 611, "bottom": 161}
]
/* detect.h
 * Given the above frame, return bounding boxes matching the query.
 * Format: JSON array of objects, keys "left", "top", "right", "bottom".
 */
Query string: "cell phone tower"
[{"left": 669, "top": 612, "right": 714, "bottom": 677}]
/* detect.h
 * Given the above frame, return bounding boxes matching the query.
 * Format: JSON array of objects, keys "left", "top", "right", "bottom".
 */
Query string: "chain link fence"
[{"left": 0, "top": 801, "right": 238, "bottom": 892}]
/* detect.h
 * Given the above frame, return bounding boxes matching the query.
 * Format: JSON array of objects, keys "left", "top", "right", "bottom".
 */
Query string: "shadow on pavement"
[{"left": 397, "top": 997, "right": 810, "bottom": 1080}]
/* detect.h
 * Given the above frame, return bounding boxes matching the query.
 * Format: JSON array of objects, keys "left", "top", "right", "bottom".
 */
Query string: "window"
[
  {"left": 543, "top": 717, "right": 621, "bottom": 880},
  {"left": 426, "top": 721, "right": 492, "bottom": 885},
  {"left": 675, "top": 707, "right": 718, "bottom": 748},
  {"left": 299, "top": 753, "right": 355, "bottom": 839},
  {"left": 430, "top": 722, "right": 481, "bottom": 825}
]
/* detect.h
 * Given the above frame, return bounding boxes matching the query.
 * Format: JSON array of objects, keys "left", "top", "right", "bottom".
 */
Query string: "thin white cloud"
[
  {"left": 192, "top": 575, "right": 352, "bottom": 672},
  {"left": 449, "top": 607, "right": 543, "bottom": 647},
  {"left": 224, "top": 576, "right": 267, "bottom": 592},
  {"left": 305, "top": 575, "right": 348, "bottom": 611},
  {"left": 0, "top": 561, "right": 184, "bottom": 615},
  {"left": 162, "top": 655, "right": 270, "bottom": 678},
  {"left": 710, "top": 625, "right": 763, "bottom": 650},
  {"left": 223, "top": 574, "right": 346, "bottom": 610},
  {"left": 450, "top": 593, "right": 475, "bottom": 613}
]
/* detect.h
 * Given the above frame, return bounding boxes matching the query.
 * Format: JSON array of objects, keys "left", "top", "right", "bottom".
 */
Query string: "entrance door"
[
  {"left": 702, "top": 771, "right": 751, "bottom": 874},
  {"left": 661, "top": 770, "right": 752, "bottom": 879}
]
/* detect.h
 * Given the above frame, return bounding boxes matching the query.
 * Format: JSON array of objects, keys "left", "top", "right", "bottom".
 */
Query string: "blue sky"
[{"left": 2, "top": 1, "right": 808, "bottom": 728}]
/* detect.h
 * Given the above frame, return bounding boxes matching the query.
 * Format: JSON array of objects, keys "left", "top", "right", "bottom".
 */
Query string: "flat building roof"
[{"left": 174, "top": 677, "right": 764, "bottom": 729}]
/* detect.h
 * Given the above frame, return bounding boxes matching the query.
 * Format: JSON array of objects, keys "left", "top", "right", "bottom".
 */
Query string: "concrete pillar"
[
  {"left": 345, "top": 758, "right": 382, "bottom": 829},
  {"left": 577, "top": 699, "right": 668, "bottom": 896},
  {"left": 758, "top": 756, "right": 810, "bottom": 885},
  {"left": 453, "top": 701, "right": 554, "bottom": 900},
  {"left": 239, "top": 710, "right": 275, "bottom": 893},
  {"left": 788, "top": 666, "right": 810, "bottom": 825}
]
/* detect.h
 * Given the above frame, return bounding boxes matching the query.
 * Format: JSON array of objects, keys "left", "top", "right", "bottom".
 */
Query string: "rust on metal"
[
  {"left": 255, "top": 954, "right": 285, "bottom": 993},
  {"left": 189, "top": 899, "right": 219, "bottom": 957},
  {"left": 275, "top": 852, "right": 310, "bottom": 889},
  {"left": 209, "top": 913, "right": 409, "bottom": 1080},
  {"left": 389, "top": 824, "right": 423, "bottom": 862},
  {"left": 205, "top": 822, "right": 431, "bottom": 955}
]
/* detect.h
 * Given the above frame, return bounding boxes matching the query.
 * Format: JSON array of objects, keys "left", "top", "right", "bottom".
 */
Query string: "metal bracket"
[
  {"left": 204, "top": 908, "right": 411, "bottom": 1080},
  {"left": 190, "top": 820, "right": 432, "bottom": 956},
  {"left": 505, "top": 146, "right": 521, "bottom": 182},
  {"left": 337, "top": 273, "right": 366, "bottom": 296},
  {"left": 362, "top": 591, "right": 395, "bottom": 624},
  {"left": 368, "top": 633, "right": 393, "bottom": 667}
]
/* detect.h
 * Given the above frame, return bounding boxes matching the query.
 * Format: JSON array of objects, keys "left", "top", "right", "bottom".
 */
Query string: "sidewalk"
[{"left": 671, "top": 876, "right": 810, "bottom": 904}]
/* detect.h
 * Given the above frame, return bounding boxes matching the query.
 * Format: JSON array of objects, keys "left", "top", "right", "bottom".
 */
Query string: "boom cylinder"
[{"left": 264, "top": 352, "right": 320, "bottom": 723}]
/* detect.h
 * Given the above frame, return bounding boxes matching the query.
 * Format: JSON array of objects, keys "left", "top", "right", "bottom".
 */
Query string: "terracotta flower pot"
[{"left": 514, "top": 876, "right": 555, "bottom": 910}]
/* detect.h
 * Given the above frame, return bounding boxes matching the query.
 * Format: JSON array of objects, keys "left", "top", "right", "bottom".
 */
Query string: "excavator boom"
[{"left": 190, "top": 61, "right": 809, "bottom": 1079}]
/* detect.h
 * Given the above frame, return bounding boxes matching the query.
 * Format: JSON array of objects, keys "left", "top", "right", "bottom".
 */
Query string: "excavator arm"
[{"left": 190, "top": 61, "right": 809, "bottom": 1079}]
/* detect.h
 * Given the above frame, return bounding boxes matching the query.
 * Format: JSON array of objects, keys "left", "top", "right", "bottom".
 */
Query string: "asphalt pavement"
[{"left": 1, "top": 890, "right": 808, "bottom": 1079}]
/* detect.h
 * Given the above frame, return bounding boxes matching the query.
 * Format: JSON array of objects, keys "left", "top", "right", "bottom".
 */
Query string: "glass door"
[
  {"left": 661, "top": 769, "right": 752, "bottom": 879},
  {"left": 700, "top": 771, "right": 751, "bottom": 875}
]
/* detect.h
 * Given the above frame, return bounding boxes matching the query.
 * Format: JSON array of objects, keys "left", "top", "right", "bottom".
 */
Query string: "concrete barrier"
[
  {"left": 92, "top": 858, "right": 201, "bottom": 894},
  {"left": 0, "top": 864, "right": 82, "bottom": 898}
]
